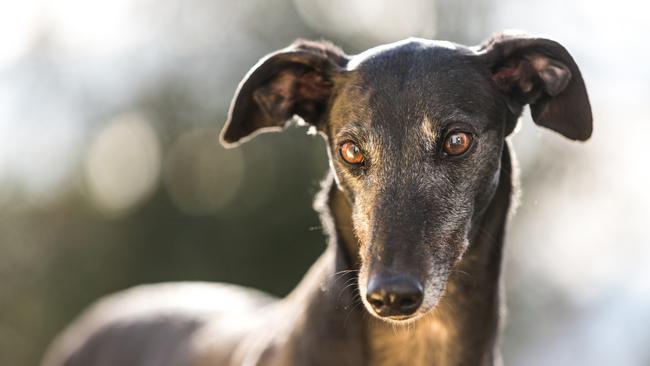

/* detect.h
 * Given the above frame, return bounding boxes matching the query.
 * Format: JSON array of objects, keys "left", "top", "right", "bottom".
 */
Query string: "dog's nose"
[{"left": 366, "top": 274, "right": 423, "bottom": 317}]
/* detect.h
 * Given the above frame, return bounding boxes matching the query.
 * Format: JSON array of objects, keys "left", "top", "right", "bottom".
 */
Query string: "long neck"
[{"left": 281, "top": 144, "right": 514, "bottom": 366}]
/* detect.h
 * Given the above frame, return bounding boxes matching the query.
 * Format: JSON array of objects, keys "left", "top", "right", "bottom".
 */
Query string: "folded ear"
[
  {"left": 476, "top": 32, "right": 592, "bottom": 140},
  {"left": 220, "top": 40, "right": 348, "bottom": 147}
]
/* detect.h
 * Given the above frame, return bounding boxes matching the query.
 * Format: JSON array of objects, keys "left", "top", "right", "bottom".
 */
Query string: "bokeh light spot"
[
  {"left": 164, "top": 128, "right": 244, "bottom": 216},
  {"left": 85, "top": 113, "right": 161, "bottom": 216}
]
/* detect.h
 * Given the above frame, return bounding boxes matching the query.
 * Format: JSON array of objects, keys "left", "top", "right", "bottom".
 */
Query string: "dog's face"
[
  {"left": 221, "top": 33, "right": 591, "bottom": 322},
  {"left": 326, "top": 41, "right": 508, "bottom": 320}
]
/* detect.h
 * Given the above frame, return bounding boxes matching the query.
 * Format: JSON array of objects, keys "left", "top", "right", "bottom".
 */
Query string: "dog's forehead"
[
  {"left": 331, "top": 39, "right": 498, "bottom": 134},
  {"left": 346, "top": 38, "right": 468, "bottom": 70}
]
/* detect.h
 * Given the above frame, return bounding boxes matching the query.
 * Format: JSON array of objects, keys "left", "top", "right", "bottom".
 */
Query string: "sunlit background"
[{"left": 1, "top": 0, "right": 648, "bottom": 365}]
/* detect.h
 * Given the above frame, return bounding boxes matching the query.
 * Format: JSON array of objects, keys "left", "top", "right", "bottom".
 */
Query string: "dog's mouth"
[
  {"left": 361, "top": 301, "right": 438, "bottom": 324},
  {"left": 387, "top": 314, "right": 411, "bottom": 320},
  {"left": 383, "top": 313, "right": 421, "bottom": 322}
]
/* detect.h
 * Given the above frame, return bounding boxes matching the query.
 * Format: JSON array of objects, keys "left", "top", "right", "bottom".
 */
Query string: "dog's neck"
[{"left": 307, "top": 143, "right": 514, "bottom": 366}]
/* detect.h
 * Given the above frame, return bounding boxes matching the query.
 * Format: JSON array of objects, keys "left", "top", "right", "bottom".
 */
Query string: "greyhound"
[{"left": 41, "top": 31, "right": 592, "bottom": 366}]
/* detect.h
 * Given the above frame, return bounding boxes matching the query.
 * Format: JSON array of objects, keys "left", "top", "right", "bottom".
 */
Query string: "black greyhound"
[{"left": 42, "top": 31, "right": 592, "bottom": 366}]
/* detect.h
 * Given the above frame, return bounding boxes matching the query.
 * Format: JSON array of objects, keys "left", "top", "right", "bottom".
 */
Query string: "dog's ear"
[
  {"left": 476, "top": 32, "right": 592, "bottom": 140},
  {"left": 220, "top": 40, "right": 348, "bottom": 147}
]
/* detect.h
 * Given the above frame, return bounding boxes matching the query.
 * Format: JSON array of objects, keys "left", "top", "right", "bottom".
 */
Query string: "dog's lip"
[
  {"left": 371, "top": 311, "right": 427, "bottom": 324},
  {"left": 386, "top": 314, "right": 416, "bottom": 321},
  {"left": 368, "top": 308, "right": 427, "bottom": 321}
]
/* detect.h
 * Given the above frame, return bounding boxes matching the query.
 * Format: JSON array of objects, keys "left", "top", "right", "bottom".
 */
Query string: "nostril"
[
  {"left": 398, "top": 296, "right": 417, "bottom": 309},
  {"left": 366, "top": 290, "right": 387, "bottom": 311},
  {"left": 368, "top": 297, "right": 385, "bottom": 309}
]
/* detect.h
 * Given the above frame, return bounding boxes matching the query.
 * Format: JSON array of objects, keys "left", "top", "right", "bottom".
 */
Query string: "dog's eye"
[
  {"left": 443, "top": 132, "right": 473, "bottom": 156},
  {"left": 340, "top": 141, "right": 365, "bottom": 165}
]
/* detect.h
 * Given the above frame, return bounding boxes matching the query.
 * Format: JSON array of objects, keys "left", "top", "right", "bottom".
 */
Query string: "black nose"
[{"left": 366, "top": 274, "right": 424, "bottom": 317}]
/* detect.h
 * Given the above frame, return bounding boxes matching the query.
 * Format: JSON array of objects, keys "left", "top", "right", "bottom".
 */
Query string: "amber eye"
[
  {"left": 340, "top": 141, "right": 365, "bottom": 165},
  {"left": 443, "top": 132, "right": 473, "bottom": 156}
]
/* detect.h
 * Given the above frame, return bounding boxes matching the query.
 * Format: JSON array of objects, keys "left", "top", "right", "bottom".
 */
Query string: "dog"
[{"left": 41, "top": 31, "right": 592, "bottom": 366}]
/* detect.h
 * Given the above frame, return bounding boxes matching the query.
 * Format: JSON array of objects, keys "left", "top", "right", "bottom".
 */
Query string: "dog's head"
[{"left": 221, "top": 32, "right": 592, "bottom": 322}]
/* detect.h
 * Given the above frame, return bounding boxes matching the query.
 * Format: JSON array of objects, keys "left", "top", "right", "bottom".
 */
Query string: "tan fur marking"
[{"left": 420, "top": 115, "right": 438, "bottom": 150}]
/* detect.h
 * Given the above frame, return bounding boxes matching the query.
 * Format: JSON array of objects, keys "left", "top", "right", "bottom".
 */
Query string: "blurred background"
[{"left": 1, "top": 0, "right": 648, "bottom": 365}]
